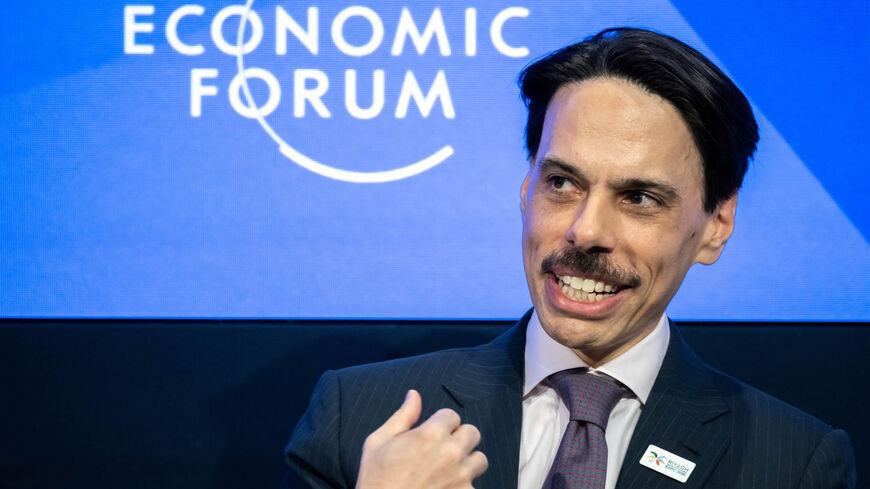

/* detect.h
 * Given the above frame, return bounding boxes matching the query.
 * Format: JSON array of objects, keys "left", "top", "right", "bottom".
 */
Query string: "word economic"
[{"left": 123, "top": 5, "right": 529, "bottom": 119}]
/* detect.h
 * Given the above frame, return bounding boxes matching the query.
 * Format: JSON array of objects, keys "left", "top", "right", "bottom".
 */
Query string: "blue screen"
[{"left": 2, "top": 0, "right": 868, "bottom": 320}]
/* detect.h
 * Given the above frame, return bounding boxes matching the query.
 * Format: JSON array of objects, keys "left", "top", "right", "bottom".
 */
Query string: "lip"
[{"left": 544, "top": 272, "right": 628, "bottom": 319}]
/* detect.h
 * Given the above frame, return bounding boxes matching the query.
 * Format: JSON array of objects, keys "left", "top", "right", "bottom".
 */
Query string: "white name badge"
[{"left": 638, "top": 444, "right": 696, "bottom": 483}]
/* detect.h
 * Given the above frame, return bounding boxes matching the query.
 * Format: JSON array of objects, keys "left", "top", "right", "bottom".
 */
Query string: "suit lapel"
[
  {"left": 442, "top": 310, "right": 531, "bottom": 489},
  {"left": 616, "top": 322, "right": 732, "bottom": 489}
]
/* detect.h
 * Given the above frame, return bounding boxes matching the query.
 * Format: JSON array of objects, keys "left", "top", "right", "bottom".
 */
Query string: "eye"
[
  {"left": 624, "top": 190, "right": 660, "bottom": 207},
  {"left": 547, "top": 175, "right": 575, "bottom": 192}
]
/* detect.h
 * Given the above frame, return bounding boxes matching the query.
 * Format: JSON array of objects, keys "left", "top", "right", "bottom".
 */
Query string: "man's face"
[{"left": 521, "top": 77, "right": 735, "bottom": 365}]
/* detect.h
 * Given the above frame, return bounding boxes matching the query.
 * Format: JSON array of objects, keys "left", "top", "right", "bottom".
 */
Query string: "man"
[{"left": 283, "top": 28, "right": 856, "bottom": 489}]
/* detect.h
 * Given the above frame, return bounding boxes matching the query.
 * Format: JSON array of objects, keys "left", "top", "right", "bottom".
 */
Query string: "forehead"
[{"left": 538, "top": 78, "right": 703, "bottom": 191}]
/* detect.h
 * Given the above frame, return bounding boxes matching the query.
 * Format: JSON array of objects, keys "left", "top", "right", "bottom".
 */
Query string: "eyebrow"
[
  {"left": 538, "top": 157, "right": 587, "bottom": 180},
  {"left": 537, "top": 156, "right": 683, "bottom": 203}
]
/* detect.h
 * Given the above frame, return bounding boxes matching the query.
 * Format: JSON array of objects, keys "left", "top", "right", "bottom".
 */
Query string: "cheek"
[
  {"left": 527, "top": 187, "right": 578, "bottom": 232},
  {"left": 522, "top": 196, "right": 548, "bottom": 243},
  {"left": 621, "top": 219, "right": 694, "bottom": 274},
  {"left": 520, "top": 206, "right": 540, "bottom": 265},
  {"left": 646, "top": 219, "right": 708, "bottom": 277},
  {"left": 525, "top": 208, "right": 569, "bottom": 255},
  {"left": 673, "top": 210, "right": 710, "bottom": 255}
]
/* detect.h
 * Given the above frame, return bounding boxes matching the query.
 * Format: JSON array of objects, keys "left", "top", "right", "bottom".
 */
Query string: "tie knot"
[{"left": 547, "top": 369, "right": 626, "bottom": 428}]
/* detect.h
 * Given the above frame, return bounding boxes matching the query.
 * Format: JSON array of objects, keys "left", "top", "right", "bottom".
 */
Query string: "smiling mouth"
[{"left": 556, "top": 275, "right": 625, "bottom": 303}]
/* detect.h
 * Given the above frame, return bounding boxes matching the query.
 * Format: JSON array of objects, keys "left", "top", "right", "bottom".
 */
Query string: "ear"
[
  {"left": 694, "top": 193, "right": 737, "bottom": 265},
  {"left": 520, "top": 158, "right": 534, "bottom": 216}
]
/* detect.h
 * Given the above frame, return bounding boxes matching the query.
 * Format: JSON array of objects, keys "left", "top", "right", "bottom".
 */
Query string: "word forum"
[{"left": 124, "top": 5, "right": 530, "bottom": 118}]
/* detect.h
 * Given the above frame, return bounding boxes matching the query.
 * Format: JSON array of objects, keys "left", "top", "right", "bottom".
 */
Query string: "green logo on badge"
[{"left": 647, "top": 451, "right": 668, "bottom": 466}]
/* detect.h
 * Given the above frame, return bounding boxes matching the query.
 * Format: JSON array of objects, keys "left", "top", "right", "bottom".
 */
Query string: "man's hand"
[{"left": 355, "top": 390, "right": 488, "bottom": 489}]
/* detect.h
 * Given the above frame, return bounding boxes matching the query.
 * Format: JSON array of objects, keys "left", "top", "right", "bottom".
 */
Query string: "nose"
[{"left": 564, "top": 192, "right": 616, "bottom": 253}]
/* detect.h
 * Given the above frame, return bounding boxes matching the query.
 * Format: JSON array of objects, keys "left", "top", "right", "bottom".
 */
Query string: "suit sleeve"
[
  {"left": 282, "top": 370, "right": 351, "bottom": 489},
  {"left": 797, "top": 429, "right": 857, "bottom": 489}
]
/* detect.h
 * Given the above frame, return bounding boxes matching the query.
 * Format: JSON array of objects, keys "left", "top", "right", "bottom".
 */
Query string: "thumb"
[{"left": 375, "top": 389, "right": 422, "bottom": 438}]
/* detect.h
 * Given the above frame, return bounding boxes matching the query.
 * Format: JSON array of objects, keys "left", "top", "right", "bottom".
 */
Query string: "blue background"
[{"left": 2, "top": 0, "right": 868, "bottom": 319}]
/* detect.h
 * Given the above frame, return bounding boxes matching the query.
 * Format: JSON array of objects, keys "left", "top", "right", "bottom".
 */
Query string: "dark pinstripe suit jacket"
[{"left": 284, "top": 312, "right": 856, "bottom": 489}]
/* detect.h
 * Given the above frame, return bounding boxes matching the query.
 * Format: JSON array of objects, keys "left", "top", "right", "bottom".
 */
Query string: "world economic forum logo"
[{"left": 123, "top": 2, "right": 530, "bottom": 183}]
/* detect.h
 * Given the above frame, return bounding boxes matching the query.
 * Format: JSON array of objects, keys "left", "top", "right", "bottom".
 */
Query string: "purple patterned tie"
[{"left": 542, "top": 369, "right": 627, "bottom": 489}]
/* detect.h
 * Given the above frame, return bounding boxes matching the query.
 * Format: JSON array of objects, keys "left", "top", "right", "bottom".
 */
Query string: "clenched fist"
[{"left": 355, "top": 390, "right": 488, "bottom": 489}]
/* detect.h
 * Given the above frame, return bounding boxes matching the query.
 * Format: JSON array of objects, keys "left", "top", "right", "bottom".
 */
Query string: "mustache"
[{"left": 541, "top": 248, "right": 641, "bottom": 287}]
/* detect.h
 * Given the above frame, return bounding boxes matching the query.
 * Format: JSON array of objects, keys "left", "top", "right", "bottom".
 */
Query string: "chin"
[{"left": 541, "top": 313, "right": 609, "bottom": 350}]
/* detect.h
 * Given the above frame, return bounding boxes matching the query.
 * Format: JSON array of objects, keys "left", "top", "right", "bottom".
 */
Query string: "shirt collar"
[{"left": 523, "top": 310, "right": 670, "bottom": 404}]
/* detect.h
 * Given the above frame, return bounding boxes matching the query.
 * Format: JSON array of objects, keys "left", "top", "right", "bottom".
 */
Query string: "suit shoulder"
[
  {"left": 707, "top": 363, "right": 837, "bottom": 439},
  {"left": 670, "top": 332, "right": 836, "bottom": 438},
  {"left": 695, "top": 366, "right": 856, "bottom": 486}
]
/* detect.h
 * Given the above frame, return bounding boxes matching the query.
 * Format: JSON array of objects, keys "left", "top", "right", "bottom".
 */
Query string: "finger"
[
  {"left": 422, "top": 408, "right": 462, "bottom": 433},
  {"left": 464, "top": 450, "right": 489, "bottom": 480},
  {"left": 451, "top": 424, "right": 481, "bottom": 455},
  {"left": 374, "top": 389, "right": 422, "bottom": 438}
]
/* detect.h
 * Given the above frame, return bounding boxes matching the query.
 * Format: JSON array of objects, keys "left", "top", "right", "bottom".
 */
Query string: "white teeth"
[{"left": 558, "top": 275, "right": 621, "bottom": 303}]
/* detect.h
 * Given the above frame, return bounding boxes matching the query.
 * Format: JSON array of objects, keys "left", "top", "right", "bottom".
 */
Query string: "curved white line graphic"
[{"left": 235, "top": 1, "right": 453, "bottom": 183}]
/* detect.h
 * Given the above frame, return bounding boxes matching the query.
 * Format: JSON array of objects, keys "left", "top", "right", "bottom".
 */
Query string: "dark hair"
[{"left": 518, "top": 27, "right": 758, "bottom": 212}]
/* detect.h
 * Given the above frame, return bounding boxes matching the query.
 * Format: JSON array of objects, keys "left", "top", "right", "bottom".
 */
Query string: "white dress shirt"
[{"left": 518, "top": 311, "right": 670, "bottom": 489}]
